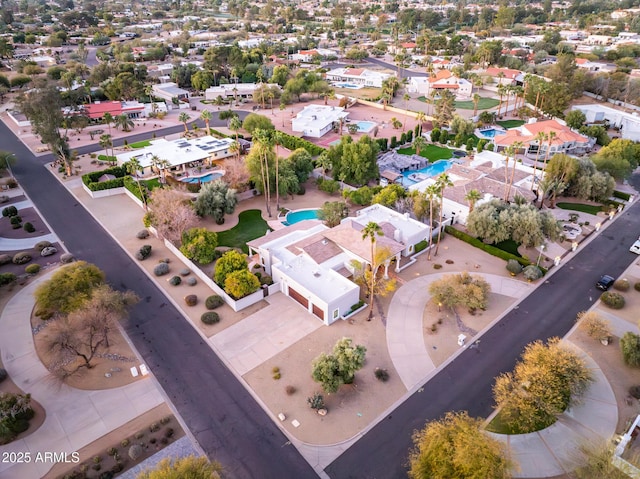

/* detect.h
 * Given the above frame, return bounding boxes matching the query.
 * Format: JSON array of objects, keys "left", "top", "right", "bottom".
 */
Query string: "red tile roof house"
[
  {"left": 492, "top": 119, "right": 594, "bottom": 158},
  {"left": 484, "top": 67, "right": 523, "bottom": 86},
  {"left": 80, "top": 101, "right": 146, "bottom": 121}
]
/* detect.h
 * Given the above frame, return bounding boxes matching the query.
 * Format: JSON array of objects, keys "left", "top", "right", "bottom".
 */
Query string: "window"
[{"left": 333, "top": 309, "right": 339, "bottom": 319}]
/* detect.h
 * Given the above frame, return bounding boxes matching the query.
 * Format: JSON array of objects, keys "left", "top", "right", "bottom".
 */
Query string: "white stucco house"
[
  {"left": 291, "top": 104, "right": 349, "bottom": 138},
  {"left": 151, "top": 82, "right": 190, "bottom": 104},
  {"left": 247, "top": 205, "right": 431, "bottom": 325},
  {"left": 572, "top": 104, "right": 640, "bottom": 142},
  {"left": 325, "top": 67, "right": 392, "bottom": 88}
]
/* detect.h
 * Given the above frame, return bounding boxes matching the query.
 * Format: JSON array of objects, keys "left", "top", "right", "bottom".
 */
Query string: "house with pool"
[
  {"left": 115, "top": 136, "right": 234, "bottom": 178},
  {"left": 291, "top": 104, "right": 350, "bottom": 138},
  {"left": 325, "top": 67, "right": 392, "bottom": 88},
  {"left": 247, "top": 205, "right": 430, "bottom": 325}
]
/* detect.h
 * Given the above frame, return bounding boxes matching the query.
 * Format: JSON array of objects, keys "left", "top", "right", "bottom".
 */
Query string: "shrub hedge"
[
  {"left": 82, "top": 166, "right": 128, "bottom": 191},
  {"left": 444, "top": 226, "right": 532, "bottom": 267},
  {"left": 613, "top": 190, "right": 631, "bottom": 201},
  {"left": 601, "top": 291, "right": 625, "bottom": 309},
  {"left": 0, "top": 272, "right": 16, "bottom": 286},
  {"left": 279, "top": 132, "right": 325, "bottom": 156}
]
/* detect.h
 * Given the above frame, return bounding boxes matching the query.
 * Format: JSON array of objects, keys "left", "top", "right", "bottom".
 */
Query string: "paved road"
[
  {"left": 326, "top": 202, "right": 640, "bottom": 478},
  {"left": 0, "top": 120, "right": 317, "bottom": 479}
]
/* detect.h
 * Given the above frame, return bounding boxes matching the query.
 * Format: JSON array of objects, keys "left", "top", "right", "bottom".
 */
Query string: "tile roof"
[{"left": 321, "top": 220, "right": 404, "bottom": 264}]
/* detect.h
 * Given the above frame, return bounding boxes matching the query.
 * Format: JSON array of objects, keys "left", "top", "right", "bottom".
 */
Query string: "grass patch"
[
  {"left": 454, "top": 97, "right": 499, "bottom": 110},
  {"left": 494, "top": 239, "right": 521, "bottom": 257},
  {"left": 397, "top": 145, "right": 453, "bottom": 161},
  {"left": 417, "top": 96, "right": 432, "bottom": 104},
  {"left": 485, "top": 410, "right": 555, "bottom": 435},
  {"left": 129, "top": 140, "right": 152, "bottom": 149},
  {"left": 143, "top": 178, "right": 161, "bottom": 190},
  {"left": 445, "top": 225, "right": 531, "bottom": 267},
  {"left": 334, "top": 86, "right": 381, "bottom": 100},
  {"left": 97, "top": 154, "right": 116, "bottom": 163},
  {"left": 556, "top": 202, "right": 602, "bottom": 215},
  {"left": 496, "top": 120, "right": 525, "bottom": 129},
  {"left": 217, "top": 209, "right": 271, "bottom": 253}
]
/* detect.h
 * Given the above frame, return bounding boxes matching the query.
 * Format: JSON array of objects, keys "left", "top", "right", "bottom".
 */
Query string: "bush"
[
  {"left": 297, "top": 185, "right": 306, "bottom": 195},
  {"left": 621, "top": 332, "right": 640, "bottom": 367},
  {"left": 259, "top": 274, "right": 273, "bottom": 286},
  {"left": 636, "top": 282, "right": 640, "bottom": 292},
  {"left": 23, "top": 222, "right": 35, "bottom": 233},
  {"left": 374, "top": 368, "right": 390, "bottom": 382},
  {"left": 128, "top": 444, "right": 143, "bottom": 461},
  {"left": 630, "top": 385, "right": 640, "bottom": 399},
  {"left": 600, "top": 291, "right": 625, "bottom": 309},
  {"left": 201, "top": 311, "right": 220, "bottom": 324},
  {"left": 168, "top": 275, "right": 181, "bottom": 286},
  {"left": 135, "top": 244, "right": 152, "bottom": 261},
  {"left": 10, "top": 216, "right": 21, "bottom": 225},
  {"left": 34, "top": 241, "right": 51, "bottom": 252},
  {"left": 186, "top": 277, "right": 197, "bottom": 286},
  {"left": 0, "top": 254, "right": 11, "bottom": 265},
  {"left": 184, "top": 294, "right": 197, "bottom": 306},
  {"left": 506, "top": 259, "right": 523, "bottom": 275},
  {"left": 25, "top": 264, "right": 40, "bottom": 275},
  {"left": 12, "top": 252, "right": 31, "bottom": 264},
  {"left": 205, "top": 295, "right": 224, "bottom": 310},
  {"left": 136, "top": 229, "right": 150, "bottom": 239},
  {"left": 2, "top": 205, "right": 17, "bottom": 217},
  {"left": 0, "top": 368, "right": 7, "bottom": 383},
  {"left": 523, "top": 265, "right": 543, "bottom": 281},
  {"left": 41, "top": 246, "right": 57, "bottom": 257},
  {"left": 153, "top": 263, "right": 170, "bottom": 276},
  {"left": 577, "top": 311, "right": 610, "bottom": 340},
  {"left": 433, "top": 263, "right": 442, "bottom": 270},
  {"left": 613, "top": 279, "right": 630, "bottom": 291},
  {"left": 307, "top": 393, "right": 325, "bottom": 410},
  {"left": 285, "top": 385, "right": 296, "bottom": 395},
  {"left": 120, "top": 439, "right": 130, "bottom": 448},
  {"left": 60, "top": 253, "right": 75, "bottom": 264},
  {"left": 180, "top": 268, "right": 191, "bottom": 276},
  {"left": 444, "top": 226, "right": 533, "bottom": 268}
]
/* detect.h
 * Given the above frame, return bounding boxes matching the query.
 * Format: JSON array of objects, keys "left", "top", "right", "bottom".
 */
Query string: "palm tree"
[
  {"left": 228, "top": 116, "right": 242, "bottom": 145},
  {"left": 465, "top": 189, "right": 482, "bottom": 213},
  {"left": 114, "top": 114, "right": 134, "bottom": 132},
  {"left": 403, "top": 93, "right": 410, "bottom": 132},
  {"left": 279, "top": 102, "right": 287, "bottom": 127},
  {"left": 124, "top": 158, "right": 147, "bottom": 210},
  {"left": 253, "top": 129, "right": 272, "bottom": 217},
  {"left": 200, "top": 109, "right": 212, "bottom": 136},
  {"left": 361, "top": 221, "right": 383, "bottom": 321},
  {"left": 434, "top": 173, "right": 453, "bottom": 256},
  {"left": 390, "top": 117, "right": 402, "bottom": 130},
  {"left": 102, "top": 112, "right": 114, "bottom": 138},
  {"left": 381, "top": 92, "right": 391, "bottom": 110},
  {"left": 99, "top": 134, "right": 113, "bottom": 161},
  {"left": 416, "top": 111, "right": 426, "bottom": 136},
  {"left": 272, "top": 131, "right": 284, "bottom": 211},
  {"left": 503, "top": 144, "right": 513, "bottom": 201},
  {"left": 531, "top": 132, "right": 547, "bottom": 190},
  {"left": 178, "top": 112, "right": 191, "bottom": 134},
  {"left": 506, "top": 141, "right": 524, "bottom": 201},
  {"left": 151, "top": 155, "right": 170, "bottom": 182},
  {"left": 229, "top": 141, "right": 241, "bottom": 163},
  {"left": 543, "top": 131, "right": 556, "bottom": 170},
  {"left": 413, "top": 136, "right": 427, "bottom": 156},
  {"left": 425, "top": 184, "right": 439, "bottom": 260},
  {"left": 496, "top": 84, "right": 506, "bottom": 117},
  {"left": 472, "top": 93, "right": 481, "bottom": 117}
]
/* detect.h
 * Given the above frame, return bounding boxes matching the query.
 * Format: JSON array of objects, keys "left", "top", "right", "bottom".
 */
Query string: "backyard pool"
[
  {"left": 402, "top": 160, "right": 453, "bottom": 186},
  {"left": 356, "top": 120, "right": 377, "bottom": 133},
  {"left": 283, "top": 209, "right": 320, "bottom": 226},
  {"left": 333, "top": 82, "right": 363, "bottom": 90},
  {"left": 476, "top": 127, "right": 506, "bottom": 139},
  {"left": 180, "top": 172, "right": 224, "bottom": 184}
]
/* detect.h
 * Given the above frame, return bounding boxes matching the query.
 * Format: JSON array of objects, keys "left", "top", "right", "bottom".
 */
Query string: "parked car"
[
  {"left": 596, "top": 275, "right": 615, "bottom": 291},
  {"left": 630, "top": 239, "right": 640, "bottom": 254}
]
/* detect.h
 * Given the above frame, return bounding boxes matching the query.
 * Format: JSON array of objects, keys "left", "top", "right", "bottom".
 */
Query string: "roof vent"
[{"left": 313, "top": 271, "right": 321, "bottom": 277}]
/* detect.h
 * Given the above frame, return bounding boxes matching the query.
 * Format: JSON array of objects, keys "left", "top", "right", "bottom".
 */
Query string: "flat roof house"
[
  {"left": 325, "top": 67, "right": 392, "bottom": 88},
  {"left": 291, "top": 104, "right": 349, "bottom": 138},
  {"left": 152, "top": 82, "right": 189, "bottom": 105}
]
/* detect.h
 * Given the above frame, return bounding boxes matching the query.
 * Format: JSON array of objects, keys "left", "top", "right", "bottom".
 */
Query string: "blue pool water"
[
  {"left": 356, "top": 121, "right": 376, "bottom": 133},
  {"left": 402, "top": 160, "right": 453, "bottom": 186},
  {"left": 180, "top": 172, "right": 223, "bottom": 184},
  {"left": 334, "top": 82, "right": 362, "bottom": 89},
  {"left": 477, "top": 127, "right": 506, "bottom": 139},
  {"left": 283, "top": 209, "right": 320, "bottom": 226}
]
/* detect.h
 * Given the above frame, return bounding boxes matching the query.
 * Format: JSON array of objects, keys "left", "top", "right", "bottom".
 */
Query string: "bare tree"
[{"left": 147, "top": 188, "right": 198, "bottom": 243}]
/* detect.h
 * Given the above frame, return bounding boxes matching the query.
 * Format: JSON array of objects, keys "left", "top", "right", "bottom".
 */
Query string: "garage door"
[
  {"left": 312, "top": 304, "right": 324, "bottom": 320},
  {"left": 288, "top": 287, "right": 308, "bottom": 309}
]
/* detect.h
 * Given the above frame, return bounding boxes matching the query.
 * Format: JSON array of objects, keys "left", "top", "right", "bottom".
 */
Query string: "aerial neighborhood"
[{"left": 2, "top": 0, "right": 640, "bottom": 478}]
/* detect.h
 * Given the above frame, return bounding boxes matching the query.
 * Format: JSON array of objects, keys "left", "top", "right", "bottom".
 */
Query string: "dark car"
[
  {"left": 451, "top": 150, "right": 466, "bottom": 158},
  {"left": 596, "top": 275, "right": 615, "bottom": 291}
]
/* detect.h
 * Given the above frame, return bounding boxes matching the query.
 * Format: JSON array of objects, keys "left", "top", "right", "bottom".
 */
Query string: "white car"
[{"left": 630, "top": 239, "right": 640, "bottom": 254}]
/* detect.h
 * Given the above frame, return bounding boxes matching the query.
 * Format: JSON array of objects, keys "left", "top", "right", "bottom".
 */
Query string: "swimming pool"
[
  {"left": 476, "top": 127, "right": 506, "bottom": 139},
  {"left": 180, "top": 172, "right": 224, "bottom": 184},
  {"left": 401, "top": 160, "right": 453, "bottom": 186},
  {"left": 283, "top": 209, "right": 320, "bottom": 226},
  {"left": 334, "top": 82, "right": 363, "bottom": 90},
  {"left": 356, "top": 121, "right": 376, "bottom": 133}
]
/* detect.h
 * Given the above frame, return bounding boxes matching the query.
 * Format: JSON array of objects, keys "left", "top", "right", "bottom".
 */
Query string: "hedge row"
[
  {"left": 123, "top": 175, "right": 148, "bottom": 201},
  {"left": 444, "top": 226, "right": 532, "bottom": 267},
  {"left": 613, "top": 190, "right": 631, "bottom": 201},
  {"left": 87, "top": 177, "right": 126, "bottom": 191},
  {"left": 279, "top": 132, "right": 325, "bottom": 156},
  {"left": 82, "top": 165, "right": 128, "bottom": 186}
]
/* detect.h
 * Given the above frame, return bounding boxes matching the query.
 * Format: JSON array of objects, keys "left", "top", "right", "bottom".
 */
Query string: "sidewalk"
[{"left": 0, "top": 271, "right": 164, "bottom": 478}]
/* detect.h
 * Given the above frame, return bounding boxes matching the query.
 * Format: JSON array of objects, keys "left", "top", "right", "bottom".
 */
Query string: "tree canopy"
[
  {"left": 429, "top": 272, "right": 491, "bottom": 313},
  {"left": 194, "top": 179, "right": 238, "bottom": 224},
  {"left": 311, "top": 338, "right": 367, "bottom": 393},
  {"left": 180, "top": 228, "right": 219, "bottom": 264},
  {"left": 327, "top": 135, "right": 380, "bottom": 187},
  {"left": 136, "top": 455, "right": 223, "bottom": 479},
  {"left": 213, "top": 250, "right": 248, "bottom": 286},
  {"left": 242, "top": 113, "right": 275, "bottom": 134}
]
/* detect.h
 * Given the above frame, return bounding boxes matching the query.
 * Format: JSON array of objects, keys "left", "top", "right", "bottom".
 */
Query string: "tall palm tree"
[
  {"left": 115, "top": 114, "right": 134, "bottom": 132},
  {"left": 503, "top": 143, "right": 513, "bottom": 201},
  {"left": 228, "top": 116, "right": 242, "bottom": 145},
  {"left": 425, "top": 183, "right": 439, "bottom": 260},
  {"left": 229, "top": 141, "right": 241, "bottom": 163},
  {"left": 496, "top": 84, "right": 506, "bottom": 117},
  {"left": 253, "top": 129, "right": 273, "bottom": 217},
  {"left": 361, "top": 221, "right": 383, "bottom": 321},
  {"left": 415, "top": 111, "right": 426, "bottom": 136},
  {"left": 465, "top": 189, "right": 482, "bottom": 213},
  {"left": 472, "top": 93, "right": 481, "bottom": 117},
  {"left": 151, "top": 155, "right": 170, "bottom": 181},
  {"left": 531, "top": 132, "right": 547, "bottom": 190},
  {"left": 102, "top": 112, "right": 114, "bottom": 138},
  {"left": 178, "top": 112, "right": 191, "bottom": 134},
  {"left": 413, "top": 136, "right": 427, "bottom": 156},
  {"left": 434, "top": 173, "right": 453, "bottom": 256},
  {"left": 506, "top": 141, "right": 524, "bottom": 201},
  {"left": 200, "top": 109, "right": 212, "bottom": 136},
  {"left": 99, "top": 134, "right": 114, "bottom": 162},
  {"left": 125, "top": 158, "right": 147, "bottom": 210},
  {"left": 543, "top": 131, "right": 556, "bottom": 170},
  {"left": 403, "top": 93, "right": 410, "bottom": 132}
]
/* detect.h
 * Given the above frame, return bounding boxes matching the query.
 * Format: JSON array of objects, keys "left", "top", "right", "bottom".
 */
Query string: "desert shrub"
[
  {"left": 205, "top": 295, "right": 224, "bottom": 310},
  {"left": 0, "top": 254, "right": 11, "bottom": 265},
  {"left": 12, "top": 252, "right": 31, "bottom": 264},
  {"left": 153, "top": 263, "right": 170, "bottom": 276},
  {"left": 136, "top": 229, "right": 150, "bottom": 239},
  {"left": 621, "top": 332, "right": 640, "bottom": 367},
  {"left": 273, "top": 372, "right": 281, "bottom": 380},
  {"left": 107, "top": 447, "right": 117, "bottom": 456},
  {"left": 630, "top": 386, "right": 640, "bottom": 399},
  {"left": 186, "top": 277, "right": 197, "bottom": 286},
  {"left": 2, "top": 205, "right": 17, "bottom": 217},
  {"left": 128, "top": 444, "right": 143, "bottom": 461},
  {"left": 168, "top": 276, "right": 181, "bottom": 286},
  {"left": 0, "top": 368, "right": 7, "bottom": 383},
  {"left": 433, "top": 264, "right": 442, "bottom": 269},
  {"left": 184, "top": 294, "right": 197, "bottom": 306},
  {"left": 25, "top": 264, "right": 40, "bottom": 275},
  {"left": 0, "top": 273, "right": 16, "bottom": 286},
  {"left": 149, "top": 422, "right": 160, "bottom": 432},
  {"left": 506, "top": 259, "right": 523, "bottom": 275},
  {"left": 613, "top": 279, "right": 630, "bottom": 291},
  {"left": 135, "top": 245, "right": 152, "bottom": 261},
  {"left": 523, "top": 265, "right": 543, "bottom": 281},
  {"left": 577, "top": 311, "right": 610, "bottom": 340},
  {"left": 374, "top": 368, "right": 390, "bottom": 382},
  {"left": 164, "top": 427, "right": 174, "bottom": 438},
  {"left": 307, "top": 393, "right": 325, "bottom": 410},
  {"left": 445, "top": 259, "right": 454, "bottom": 264},
  {"left": 259, "top": 274, "right": 273, "bottom": 285},
  {"left": 180, "top": 268, "right": 191, "bottom": 276},
  {"left": 23, "top": 222, "right": 35, "bottom": 233},
  {"left": 201, "top": 312, "right": 220, "bottom": 324},
  {"left": 120, "top": 439, "right": 130, "bottom": 448},
  {"left": 285, "top": 385, "right": 296, "bottom": 395},
  {"left": 60, "top": 253, "right": 75, "bottom": 263},
  {"left": 160, "top": 416, "right": 171, "bottom": 425},
  {"left": 34, "top": 241, "right": 51, "bottom": 252},
  {"left": 10, "top": 216, "right": 21, "bottom": 225},
  {"left": 600, "top": 291, "right": 625, "bottom": 309},
  {"left": 41, "top": 246, "right": 57, "bottom": 257},
  {"left": 635, "top": 282, "right": 640, "bottom": 292}
]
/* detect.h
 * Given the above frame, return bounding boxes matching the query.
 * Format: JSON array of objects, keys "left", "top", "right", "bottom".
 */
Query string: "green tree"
[
  {"left": 465, "top": 189, "right": 482, "bottom": 213},
  {"left": 191, "top": 70, "right": 215, "bottom": 93},
  {"left": 434, "top": 173, "right": 453, "bottom": 256},
  {"left": 433, "top": 90, "right": 455, "bottom": 128},
  {"left": 372, "top": 184, "right": 406, "bottom": 208},
  {"left": 318, "top": 201, "right": 349, "bottom": 227},
  {"left": 0, "top": 392, "right": 33, "bottom": 445},
  {"left": 311, "top": 338, "right": 367, "bottom": 393},
  {"left": 0, "top": 151, "right": 16, "bottom": 171},
  {"left": 329, "top": 135, "right": 379, "bottom": 187},
  {"left": 214, "top": 250, "right": 248, "bottom": 286},
  {"left": 593, "top": 138, "right": 640, "bottom": 180},
  {"left": 179, "top": 228, "right": 219, "bottom": 264},
  {"left": 114, "top": 113, "right": 134, "bottom": 132},
  {"left": 242, "top": 113, "right": 275, "bottom": 134},
  {"left": 408, "top": 411, "right": 511, "bottom": 479},
  {"left": 492, "top": 338, "right": 592, "bottom": 433},
  {"left": 565, "top": 110, "right": 586, "bottom": 130},
  {"left": 413, "top": 136, "right": 427, "bottom": 156},
  {"left": 620, "top": 332, "right": 640, "bottom": 367},
  {"left": 224, "top": 269, "right": 260, "bottom": 299},
  {"left": 136, "top": 456, "right": 223, "bottom": 479},
  {"left": 270, "top": 65, "right": 290, "bottom": 87},
  {"left": 194, "top": 179, "right": 238, "bottom": 224},
  {"left": 34, "top": 261, "right": 105, "bottom": 316},
  {"left": 429, "top": 272, "right": 491, "bottom": 313}
]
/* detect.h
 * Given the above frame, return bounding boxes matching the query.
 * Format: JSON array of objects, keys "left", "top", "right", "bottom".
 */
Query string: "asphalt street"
[
  {"left": 326, "top": 200, "right": 640, "bottom": 478},
  {"left": 0, "top": 118, "right": 317, "bottom": 479}
]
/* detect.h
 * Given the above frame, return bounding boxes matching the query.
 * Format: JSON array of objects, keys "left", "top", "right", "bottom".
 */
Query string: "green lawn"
[
  {"left": 129, "top": 140, "right": 152, "bottom": 149},
  {"left": 496, "top": 120, "right": 526, "bottom": 129},
  {"left": 143, "top": 178, "right": 161, "bottom": 190},
  {"left": 454, "top": 97, "right": 499, "bottom": 110},
  {"left": 398, "top": 145, "right": 453, "bottom": 161},
  {"left": 217, "top": 209, "right": 271, "bottom": 253},
  {"left": 556, "top": 203, "right": 602, "bottom": 215},
  {"left": 494, "top": 239, "right": 522, "bottom": 257}
]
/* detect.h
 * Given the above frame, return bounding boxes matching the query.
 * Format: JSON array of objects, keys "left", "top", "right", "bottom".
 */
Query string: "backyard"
[
  {"left": 557, "top": 202, "right": 603, "bottom": 215},
  {"left": 398, "top": 144, "right": 453, "bottom": 161},
  {"left": 217, "top": 209, "right": 271, "bottom": 253},
  {"left": 454, "top": 97, "right": 499, "bottom": 110},
  {"left": 496, "top": 120, "right": 525, "bottom": 129}
]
